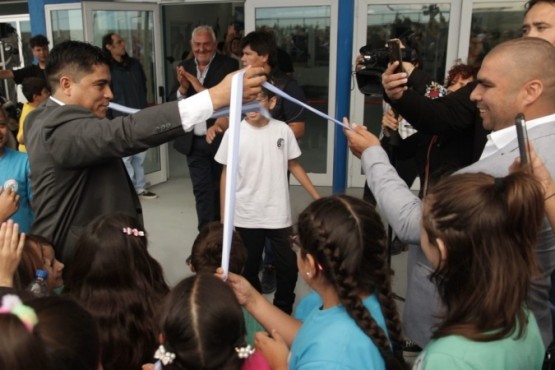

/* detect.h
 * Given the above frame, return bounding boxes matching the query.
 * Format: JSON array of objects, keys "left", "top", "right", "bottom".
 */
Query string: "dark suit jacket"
[
  {"left": 172, "top": 53, "right": 239, "bottom": 155},
  {"left": 24, "top": 98, "right": 192, "bottom": 264}
]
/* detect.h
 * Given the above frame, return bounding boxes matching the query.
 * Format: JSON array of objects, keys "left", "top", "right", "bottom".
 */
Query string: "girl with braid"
[
  {"left": 218, "top": 195, "right": 406, "bottom": 370},
  {"left": 414, "top": 172, "right": 545, "bottom": 369}
]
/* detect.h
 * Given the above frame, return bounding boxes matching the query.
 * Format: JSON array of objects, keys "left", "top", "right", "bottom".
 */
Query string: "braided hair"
[{"left": 297, "top": 195, "right": 406, "bottom": 370}]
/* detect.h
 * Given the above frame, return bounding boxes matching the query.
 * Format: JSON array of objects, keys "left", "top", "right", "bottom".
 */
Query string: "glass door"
[
  {"left": 245, "top": 0, "right": 338, "bottom": 187},
  {"left": 458, "top": 0, "right": 525, "bottom": 67},
  {"left": 82, "top": 2, "right": 168, "bottom": 186},
  {"left": 349, "top": 0, "right": 461, "bottom": 188},
  {"left": 349, "top": 0, "right": 525, "bottom": 188},
  {"left": 0, "top": 14, "right": 31, "bottom": 102},
  {"left": 45, "top": 3, "right": 84, "bottom": 46}
]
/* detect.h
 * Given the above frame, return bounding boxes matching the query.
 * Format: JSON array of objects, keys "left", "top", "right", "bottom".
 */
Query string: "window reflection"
[
  {"left": 92, "top": 10, "right": 155, "bottom": 104},
  {"left": 468, "top": 2, "right": 524, "bottom": 68},
  {"left": 50, "top": 9, "right": 84, "bottom": 46},
  {"left": 362, "top": 4, "right": 450, "bottom": 136},
  {"left": 91, "top": 10, "right": 160, "bottom": 174},
  {"left": 256, "top": 6, "right": 331, "bottom": 174},
  {"left": 367, "top": 4, "right": 450, "bottom": 83}
]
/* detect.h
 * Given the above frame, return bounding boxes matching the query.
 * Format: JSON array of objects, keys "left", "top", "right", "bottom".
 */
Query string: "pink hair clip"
[{"left": 122, "top": 227, "right": 145, "bottom": 237}]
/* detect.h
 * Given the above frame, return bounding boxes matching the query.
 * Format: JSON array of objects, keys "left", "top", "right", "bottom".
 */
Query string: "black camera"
[
  {"left": 355, "top": 44, "right": 418, "bottom": 96},
  {"left": 359, "top": 45, "right": 390, "bottom": 70}
]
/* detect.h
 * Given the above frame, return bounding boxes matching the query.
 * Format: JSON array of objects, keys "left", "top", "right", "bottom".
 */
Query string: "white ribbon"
[
  {"left": 109, "top": 77, "right": 352, "bottom": 278},
  {"left": 262, "top": 81, "right": 352, "bottom": 130},
  {"left": 220, "top": 70, "right": 246, "bottom": 279},
  {"left": 107, "top": 100, "right": 270, "bottom": 120}
]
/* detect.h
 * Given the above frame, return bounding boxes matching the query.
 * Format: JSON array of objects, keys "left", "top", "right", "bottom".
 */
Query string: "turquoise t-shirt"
[
  {"left": 0, "top": 148, "right": 33, "bottom": 233},
  {"left": 242, "top": 307, "right": 264, "bottom": 346},
  {"left": 413, "top": 310, "right": 544, "bottom": 370},
  {"left": 290, "top": 293, "right": 388, "bottom": 370},
  {"left": 294, "top": 290, "right": 321, "bottom": 321}
]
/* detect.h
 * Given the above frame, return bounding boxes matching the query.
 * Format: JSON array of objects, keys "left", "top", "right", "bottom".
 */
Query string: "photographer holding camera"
[
  {"left": 356, "top": 40, "right": 434, "bottom": 201},
  {"left": 356, "top": 40, "right": 481, "bottom": 197}
]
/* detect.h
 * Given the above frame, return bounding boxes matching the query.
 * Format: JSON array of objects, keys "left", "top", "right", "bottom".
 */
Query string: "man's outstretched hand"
[{"left": 208, "top": 67, "right": 266, "bottom": 110}]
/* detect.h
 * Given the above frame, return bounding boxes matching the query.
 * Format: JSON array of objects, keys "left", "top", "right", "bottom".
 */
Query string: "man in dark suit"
[
  {"left": 24, "top": 40, "right": 264, "bottom": 266},
  {"left": 172, "top": 25, "right": 239, "bottom": 231}
]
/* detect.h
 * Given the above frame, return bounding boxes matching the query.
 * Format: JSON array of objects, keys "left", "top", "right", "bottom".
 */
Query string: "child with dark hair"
[
  {"left": 188, "top": 221, "right": 247, "bottom": 275},
  {"left": 28, "top": 296, "right": 102, "bottom": 370},
  {"left": 17, "top": 76, "right": 50, "bottom": 152},
  {"left": 187, "top": 221, "right": 263, "bottom": 346},
  {"left": 0, "top": 34, "right": 49, "bottom": 84},
  {"left": 215, "top": 83, "right": 319, "bottom": 315},
  {"left": 0, "top": 105, "right": 33, "bottom": 233},
  {"left": 0, "top": 293, "right": 52, "bottom": 370},
  {"left": 64, "top": 213, "right": 169, "bottom": 370},
  {"left": 413, "top": 171, "right": 545, "bottom": 369},
  {"left": 147, "top": 274, "right": 269, "bottom": 370},
  {"left": 220, "top": 195, "right": 406, "bottom": 370},
  {"left": 0, "top": 290, "right": 101, "bottom": 370},
  {"left": 14, "top": 233, "right": 64, "bottom": 292}
]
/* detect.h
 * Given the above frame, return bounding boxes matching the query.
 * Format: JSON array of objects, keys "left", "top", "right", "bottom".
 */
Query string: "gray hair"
[{"left": 191, "top": 25, "right": 216, "bottom": 43}]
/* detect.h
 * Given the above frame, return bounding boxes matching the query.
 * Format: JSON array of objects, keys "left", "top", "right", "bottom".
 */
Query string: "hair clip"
[
  {"left": 0, "top": 294, "right": 38, "bottom": 332},
  {"left": 122, "top": 227, "right": 145, "bottom": 237},
  {"left": 317, "top": 263, "right": 324, "bottom": 271},
  {"left": 235, "top": 344, "right": 255, "bottom": 359},
  {"left": 154, "top": 344, "right": 176, "bottom": 365}
]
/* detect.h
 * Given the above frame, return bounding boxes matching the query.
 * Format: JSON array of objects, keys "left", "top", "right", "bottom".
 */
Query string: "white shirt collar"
[
  {"left": 194, "top": 53, "right": 216, "bottom": 84},
  {"left": 480, "top": 113, "right": 555, "bottom": 160}
]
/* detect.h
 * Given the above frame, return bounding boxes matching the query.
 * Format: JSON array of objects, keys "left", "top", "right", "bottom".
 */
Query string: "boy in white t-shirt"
[{"left": 215, "top": 85, "right": 319, "bottom": 314}]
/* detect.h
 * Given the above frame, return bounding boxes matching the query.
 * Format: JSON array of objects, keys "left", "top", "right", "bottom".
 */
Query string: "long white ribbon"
[
  {"left": 108, "top": 100, "right": 270, "bottom": 119},
  {"left": 108, "top": 84, "right": 348, "bottom": 129},
  {"left": 220, "top": 69, "right": 246, "bottom": 279},
  {"left": 109, "top": 78, "right": 351, "bottom": 278},
  {"left": 262, "top": 81, "right": 352, "bottom": 130}
]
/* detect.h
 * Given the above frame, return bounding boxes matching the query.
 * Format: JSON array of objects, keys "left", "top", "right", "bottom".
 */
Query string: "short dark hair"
[
  {"left": 21, "top": 77, "right": 48, "bottom": 102},
  {"left": 101, "top": 32, "right": 116, "bottom": 53},
  {"left": 240, "top": 30, "right": 278, "bottom": 68},
  {"left": 29, "top": 35, "right": 49, "bottom": 48},
  {"left": 524, "top": 0, "right": 555, "bottom": 13},
  {"left": 45, "top": 40, "right": 110, "bottom": 92},
  {"left": 190, "top": 222, "right": 247, "bottom": 275}
]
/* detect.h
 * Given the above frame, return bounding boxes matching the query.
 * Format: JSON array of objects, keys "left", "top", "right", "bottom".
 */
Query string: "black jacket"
[
  {"left": 387, "top": 70, "right": 489, "bottom": 183},
  {"left": 108, "top": 54, "right": 148, "bottom": 118},
  {"left": 170, "top": 53, "right": 239, "bottom": 155}
]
